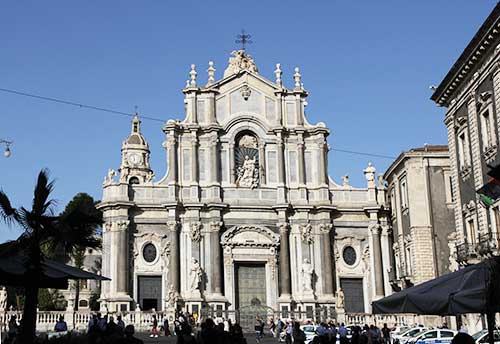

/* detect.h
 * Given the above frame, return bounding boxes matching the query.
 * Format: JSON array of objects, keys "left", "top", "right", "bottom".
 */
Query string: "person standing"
[
  {"left": 255, "top": 316, "right": 264, "bottom": 343},
  {"left": 292, "top": 322, "right": 307, "bottom": 344},
  {"left": 117, "top": 315, "right": 125, "bottom": 330},
  {"left": 269, "top": 318, "right": 276, "bottom": 338},
  {"left": 54, "top": 316, "right": 68, "bottom": 332},
  {"left": 124, "top": 325, "right": 144, "bottom": 344},
  {"left": 150, "top": 314, "right": 159, "bottom": 338},
  {"left": 339, "top": 323, "right": 349, "bottom": 344},
  {"left": 382, "top": 323, "right": 391, "bottom": 344},
  {"left": 164, "top": 317, "right": 171, "bottom": 336}
]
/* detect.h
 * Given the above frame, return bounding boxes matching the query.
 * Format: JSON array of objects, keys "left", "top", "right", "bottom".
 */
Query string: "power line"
[
  {"left": 0, "top": 87, "right": 165, "bottom": 123},
  {"left": 0, "top": 86, "right": 397, "bottom": 161},
  {"left": 331, "top": 148, "right": 396, "bottom": 160}
]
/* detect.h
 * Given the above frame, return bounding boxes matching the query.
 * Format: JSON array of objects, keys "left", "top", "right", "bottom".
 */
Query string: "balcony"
[
  {"left": 456, "top": 242, "right": 478, "bottom": 264},
  {"left": 477, "top": 232, "right": 500, "bottom": 256}
]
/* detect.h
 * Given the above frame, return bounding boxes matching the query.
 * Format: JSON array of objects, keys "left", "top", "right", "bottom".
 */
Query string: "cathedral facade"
[{"left": 98, "top": 50, "right": 392, "bottom": 316}]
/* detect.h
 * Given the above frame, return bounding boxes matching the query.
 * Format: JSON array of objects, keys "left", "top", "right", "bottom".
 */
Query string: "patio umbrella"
[
  {"left": 372, "top": 256, "right": 500, "bottom": 344},
  {"left": 0, "top": 253, "right": 109, "bottom": 289}
]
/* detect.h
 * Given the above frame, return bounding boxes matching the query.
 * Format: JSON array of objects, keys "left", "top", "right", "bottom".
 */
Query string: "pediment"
[
  {"left": 211, "top": 71, "right": 281, "bottom": 99},
  {"left": 221, "top": 225, "right": 279, "bottom": 247}
]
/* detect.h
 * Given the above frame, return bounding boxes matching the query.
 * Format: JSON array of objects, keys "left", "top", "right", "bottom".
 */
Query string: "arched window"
[{"left": 234, "top": 132, "right": 259, "bottom": 188}]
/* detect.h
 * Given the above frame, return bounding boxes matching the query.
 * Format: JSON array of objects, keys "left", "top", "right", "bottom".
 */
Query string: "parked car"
[
  {"left": 301, "top": 324, "right": 318, "bottom": 344},
  {"left": 393, "top": 327, "right": 429, "bottom": 344},
  {"left": 408, "top": 329, "right": 457, "bottom": 344},
  {"left": 472, "top": 329, "right": 500, "bottom": 344}
]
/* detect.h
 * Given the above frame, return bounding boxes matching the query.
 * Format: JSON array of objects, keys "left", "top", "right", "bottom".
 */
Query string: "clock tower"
[{"left": 119, "top": 113, "right": 153, "bottom": 184}]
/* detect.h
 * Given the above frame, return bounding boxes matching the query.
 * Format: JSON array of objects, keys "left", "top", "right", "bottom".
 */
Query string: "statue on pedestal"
[
  {"left": 166, "top": 284, "right": 178, "bottom": 308},
  {"left": 190, "top": 258, "right": 203, "bottom": 291},
  {"left": 336, "top": 288, "right": 345, "bottom": 310},
  {"left": 301, "top": 258, "right": 314, "bottom": 292}
]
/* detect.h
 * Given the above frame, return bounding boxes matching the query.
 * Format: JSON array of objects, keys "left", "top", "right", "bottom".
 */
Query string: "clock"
[{"left": 128, "top": 153, "right": 141, "bottom": 166}]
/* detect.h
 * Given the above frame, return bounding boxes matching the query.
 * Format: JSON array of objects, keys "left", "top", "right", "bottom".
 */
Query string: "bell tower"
[{"left": 119, "top": 113, "right": 154, "bottom": 184}]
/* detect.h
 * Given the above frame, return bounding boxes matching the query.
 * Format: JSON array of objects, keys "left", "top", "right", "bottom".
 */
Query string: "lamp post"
[{"left": 0, "top": 139, "right": 12, "bottom": 158}]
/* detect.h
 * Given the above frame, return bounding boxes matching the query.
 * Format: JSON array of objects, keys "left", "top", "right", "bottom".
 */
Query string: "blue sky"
[{"left": 0, "top": 1, "right": 496, "bottom": 242}]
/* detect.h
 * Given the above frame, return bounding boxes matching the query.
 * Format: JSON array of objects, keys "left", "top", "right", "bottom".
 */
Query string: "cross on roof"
[{"left": 235, "top": 30, "right": 252, "bottom": 51}]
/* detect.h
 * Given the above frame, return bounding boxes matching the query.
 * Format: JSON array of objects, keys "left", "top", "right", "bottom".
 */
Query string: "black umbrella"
[
  {"left": 0, "top": 254, "right": 109, "bottom": 289},
  {"left": 372, "top": 257, "right": 500, "bottom": 344}
]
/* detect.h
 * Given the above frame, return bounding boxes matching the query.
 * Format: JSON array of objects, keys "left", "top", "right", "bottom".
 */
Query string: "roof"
[
  {"left": 431, "top": 2, "right": 500, "bottom": 106},
  {"left": 383, "top": 145, "right": 449, "bottom": 180}
]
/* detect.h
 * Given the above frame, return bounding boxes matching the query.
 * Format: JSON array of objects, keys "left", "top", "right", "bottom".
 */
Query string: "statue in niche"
[
  {"left": 336, "top": 288, "right": 345, "bottom": 309},
  {"left": 235, "top": 134, "right": 259, "bottom": 188},
  {"left": 301, "top": 258, "right": 314, "bottom": 292},
  {"left": 166, "top": 284, "right": 178, "bottom": 307},
  {"left": 189, "top": 258, "right": 203, "bottom": 291}
]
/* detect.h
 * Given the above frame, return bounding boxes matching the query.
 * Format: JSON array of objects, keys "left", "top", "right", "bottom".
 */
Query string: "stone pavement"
[{"left": 136, "top": 332, "right": 278, "bottom": 343}]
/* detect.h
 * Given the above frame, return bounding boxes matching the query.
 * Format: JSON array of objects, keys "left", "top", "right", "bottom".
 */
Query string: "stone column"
[
  {"left": 259, "top": 142, "right": 266, "bottom": 185},
  {"left": 116, "top": 220, "right": 130, "bottom": 294},
  {"left": 190, "top": 133, "right": 198, "bottom": 183},
  {"left": 278, "top": 222, "right": 291, "bottom": 296},
  {"left": 229, "top": 143, "right": 235, "bottom": 184},
  {"left": 380, "top": 225, "right": 393, "bottom": 294},
  {"left": 277, "top": 134, "right": 286, "bottom": 185},
  {"left": 318, "top": 140, "right": 327, "bottom": 185},
  {"left": 297, "top": 135, "right": 306, "bottom": 185},
  {"left": 370, "top": 223, "right": 385, "bottom": 298},
  {"left": 165, "top": 133, "right": 178, "bottom": 183},
  {"left": 210, "top": 222, "right": 223, "bottom": 295},
  {"left": 319, "top": 223, "right": 334, "bottom": 296},
  {"left": 168, "top": 221, "right": 180, "bottom": 293},
  {"left": 210, "top": 139, "right": 219, "bottom": 183}
]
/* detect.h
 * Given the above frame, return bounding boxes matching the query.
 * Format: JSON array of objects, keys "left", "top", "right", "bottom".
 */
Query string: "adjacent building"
[
  {"left": 384, "top": 145, "right": 455, "bottom": 289},
  {"left": 97, "top": 50, "right": 393, "bottom": 317},
  {"left": 431, "top": 3, "right": 500, "bottom": 266}
]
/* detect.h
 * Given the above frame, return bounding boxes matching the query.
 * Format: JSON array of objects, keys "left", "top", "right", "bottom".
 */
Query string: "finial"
[
  {"left": 294, "top": 67, "right": 301, "bottom": 89},
  {"left": 186, "top": 80, "right": 190, "bottom": 88},
  {"left": 235, "top": 29, "right": 252, "bottom": 51},
  {"left": 207, "top": 61, "right": 216, "bottom": 86},
  {"left": 274, "top": 63, "right": 282, "bottom": 86},
  {"left": 189, "top": 64, "right": 197, "bottom": 87}
]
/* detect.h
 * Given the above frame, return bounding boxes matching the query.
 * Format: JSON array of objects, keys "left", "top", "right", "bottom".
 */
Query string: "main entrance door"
[
  {"left": 236, "top": 263, "right": 269, "bottom": 331},
  {"left": 340, "top": 278, "right": 365, "bottom": 313},
  {"left": 138, "top": 276, "right": 162, "bottom": 311}
]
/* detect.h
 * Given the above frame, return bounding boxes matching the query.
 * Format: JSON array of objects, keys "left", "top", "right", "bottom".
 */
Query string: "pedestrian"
[
  {"left": 339, "top": 323, "right": 349, "bottom": 344},
  {"left": 317, "top": 322, "right": 329, "bottom": 344},
  {"left": 117, "top": 315, "right": 125, "bottom": 330},
  {"left": 292, "top": 321, "right": 307, "bottom": 344},
  {"left": 382, "top": 323, "right": 391, "bottom": 344},
  {"left": 164, "top": 317, "right": 171, "bottom": 336},
  {"left": 54, "top": 315, "right": 68, "bottom": 332},
  {"left": 123, "top": 324, "right": 144, "bottom": 344},
  {"left": 255, "top": 315, "right": 264, "bottom": 343},
  {"left": 269, "top": 318, "right": 276, "bottom": 338},
  {"left": 150, "top": 314, "right": 159, "bottom": 338}
]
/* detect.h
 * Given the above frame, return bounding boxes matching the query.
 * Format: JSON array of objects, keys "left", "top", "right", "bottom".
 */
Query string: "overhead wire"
[{"left": 0, "top": 86, "right": 397, "bottom": 160}]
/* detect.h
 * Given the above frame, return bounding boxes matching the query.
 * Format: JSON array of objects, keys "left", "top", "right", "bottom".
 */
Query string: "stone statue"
[
  {"left": 363, "top": 162, "right": 376, "bottom": 188},
  {"left": 377, "top": 173, "right": 385, "bottom": 188},
  {"left": 0, "top": 287, "right": 7, "bottom": 310},
  {"left": 103, "top": 169, "right": 116, "bottom": 185},
  {"left": 236, "top": 155, "right": 256, "bottom": 188},
  {"left": 145, "top": 171, "right": 155, "bottom": 183},
  {"left": 336, "top": 288, "right": 345, "bottom": 309},
  {"left": 166, "top": 284, "right": 178, "bottom": 307},
  {"left": 224, "top": 50, "right": 259, "bottom": 77},
  {"left": 341, "top": 175, "right": 350, "bottom": 187},
  {"left": 301, "top": 258, "right": 314, "bottom": 292},
  {"left": 190, "top": 222, "right": 202, "bottom": 243},
  {"left": 190, "top": 258, "right": 203, "bottom": 291}
]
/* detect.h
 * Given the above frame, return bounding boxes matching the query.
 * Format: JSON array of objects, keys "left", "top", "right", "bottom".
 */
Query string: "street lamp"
[{"left": 0, "top": 139, "right": 12, "bottom": 158}]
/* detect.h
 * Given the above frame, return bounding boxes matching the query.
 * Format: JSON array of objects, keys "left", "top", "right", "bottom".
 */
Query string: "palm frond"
[
  {"left": 32, "top": 169, "right": 56, "bottom": 216},
  {"left": 0, "top": 190, "right": 19, "bottom": 226}
]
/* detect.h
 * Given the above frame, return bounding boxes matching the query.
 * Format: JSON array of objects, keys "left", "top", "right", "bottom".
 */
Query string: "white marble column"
[
  {"left": 369, "top": 223, "right": 385, "bottom": 298},
  {"left": 297, "top": 134, "right": 306, "bottom": 186},
  {"left": 168, "top": 221, "right": 180, "bottom": 293},
  {"left": 190, "top": 133, "right": 198, "bottom": 184},
  {"left": 229, "top": 143, "right": 235, "bottom": 184},
  {"left": 319, "top": 223, "right": 334, "bottom": 297},
  {"left": 278, "top": 222, "right": 291, "bottom": 297},
  {"left": 318, "top": 140, "right": 327, "bottom": 185},
  {"left": 165, "top": 133, "right": 178, "bottom": 183},
  {"left": 209, "top": 222, "right": 223, "bottom": 295},
  {"left": 259, "top": 142, "right": 266, "bottom": 185},
  {"left": 116, "top": 220, "right": 130, "bottom": 294}
]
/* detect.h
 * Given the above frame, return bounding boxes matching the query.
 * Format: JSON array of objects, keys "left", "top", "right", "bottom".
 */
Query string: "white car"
[
  {"left": 393, "top": 327, "right": 429, "bottom": 344},
  {"left": 300, "top": 324, "right": 318, "bottom": 344},
  {"left": 409, "top": 329, "right": 456, "bottom": 344},
  {"left": 472, "top": 329, "right": 500, "bottom": 344}
]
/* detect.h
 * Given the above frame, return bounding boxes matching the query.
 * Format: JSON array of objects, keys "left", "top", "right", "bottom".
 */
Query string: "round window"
[
  {"left": 143, "top": 243, "right": 157, "bottom": 263},
  {"left": 343, "top": 246, "right": 357, "bottom": 266}
]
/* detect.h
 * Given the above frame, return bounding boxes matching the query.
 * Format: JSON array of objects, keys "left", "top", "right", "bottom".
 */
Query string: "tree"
[
  {"left": 60, "top": 193, "right": 102, "bottom": 311},
  {"left": 38, "top": 288, "right": 66, "bottom": 311},
  {"left": 0, "top": 170, "right": 101, "bottom": 343}
]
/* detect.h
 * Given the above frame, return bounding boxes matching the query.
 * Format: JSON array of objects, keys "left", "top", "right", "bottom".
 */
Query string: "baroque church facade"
[{"left": 98, "top": 50, "right": 392, "bottom": 316}]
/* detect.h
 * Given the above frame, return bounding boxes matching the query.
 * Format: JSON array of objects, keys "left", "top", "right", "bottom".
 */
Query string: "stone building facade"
[
  {"left": 431, "top": 3, "right": 500, "bottom": 266},
  {"left": 383, "top": 146, "right": 455, "bottom": 288},
  {"left": 98, "top": 50, "right": 392, "bottom": 316}
]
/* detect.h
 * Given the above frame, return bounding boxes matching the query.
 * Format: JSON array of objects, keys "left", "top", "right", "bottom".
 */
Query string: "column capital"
[
  {"left": 277, "top": 222, "right": 289, "bottom": 234},
  {"left": 381, "top": 225, "right": 392, "bottom": 236},
  {"left": 209, "top": 221, "right": 223, "bottom": 232},
  {"left": 116, "top": 220, "right": 130, "bottom": 231},
  {"left": 103, "top": 222, "right": 112, "bottom": 233},
  {"left": 368, "top": 223, "right": 382, "bottom": 235},
  {"left": 319, "top": 223, "right": 333, "bottom": 233},
  {"left": 167, "top": 221, "right": 179, "bottom": 232}
]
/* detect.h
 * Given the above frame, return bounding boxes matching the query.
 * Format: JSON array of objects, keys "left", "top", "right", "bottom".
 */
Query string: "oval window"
[
  {"left": 343, "top": 246, "right": 357, "bottom": 266},
  {"left": 143, "top": 243, "right": 157, "bottom": 263}
]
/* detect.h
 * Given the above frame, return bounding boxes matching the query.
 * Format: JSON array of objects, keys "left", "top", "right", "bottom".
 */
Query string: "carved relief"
[
  {"left": 319, "top": 223, "right": 333, "bottom": 233},
  {"left": 300, "top": 223, "right": 313, "bottom": 244},
  {"left": 190, "top": 222, "right": 202, "bottom": 243},
  {"left": 221, "top": 225, "right": 279, "bottom": 248},
  {"left": 224, "top": 50, "right": 259, "bottom": 77}
]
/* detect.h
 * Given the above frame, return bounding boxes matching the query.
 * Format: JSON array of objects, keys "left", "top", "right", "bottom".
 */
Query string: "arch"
[
  {"left": 224, "top": 113, "right": 270, "bottom": 142},
  {"left": 221, "top": 225, "right": 279, "bottom": 248}
]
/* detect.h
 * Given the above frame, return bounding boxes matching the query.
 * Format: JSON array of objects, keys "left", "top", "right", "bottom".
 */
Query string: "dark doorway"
[
  {"left": 138, "top": 276, "right": 162, "bottom": 311},
  {"left": 340, "top": 278, "right": 365, "bottom": 313}
]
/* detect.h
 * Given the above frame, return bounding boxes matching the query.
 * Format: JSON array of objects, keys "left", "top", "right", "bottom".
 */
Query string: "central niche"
[{"left": 235, "top": 132, "right": 259, "bottom": 188}]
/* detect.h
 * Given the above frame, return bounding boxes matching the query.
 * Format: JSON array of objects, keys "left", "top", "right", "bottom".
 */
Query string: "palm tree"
[{"left": 0, "top": 169, "right": 101, "bottom": 343}]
